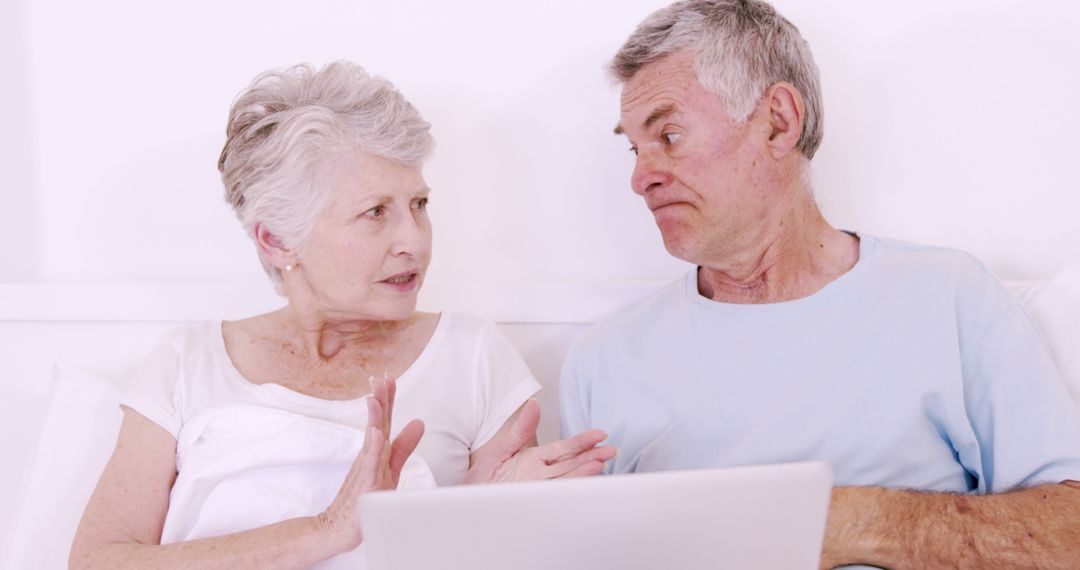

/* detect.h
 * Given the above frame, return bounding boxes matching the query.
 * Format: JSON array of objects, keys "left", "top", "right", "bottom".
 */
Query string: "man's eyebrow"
[{"left": 613, "top": 103, "right": 677, "bottom": 136}]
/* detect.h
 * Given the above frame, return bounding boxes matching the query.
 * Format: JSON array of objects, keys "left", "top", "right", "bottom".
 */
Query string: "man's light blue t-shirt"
[{"left": 560, "top": 235, "right": 1080, "bottom": 493}]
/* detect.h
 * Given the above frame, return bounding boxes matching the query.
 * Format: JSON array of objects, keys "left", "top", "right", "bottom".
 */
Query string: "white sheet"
[{"left": 162, "top": 404, "right": 436, "bottom": 568}]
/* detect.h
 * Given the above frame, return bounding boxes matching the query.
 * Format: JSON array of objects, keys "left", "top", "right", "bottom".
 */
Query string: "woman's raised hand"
[
  {"left": 463, "top": 399, "right": 616, "bottom": 484},
  {"left": 319, "top": 377, "right": 425, "bottom": 554}
]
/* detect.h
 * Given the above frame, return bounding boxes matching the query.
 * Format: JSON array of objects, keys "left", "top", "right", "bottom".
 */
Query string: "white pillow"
[
  {"left": 1014, "top": 262, "right": 1080, "bottom": 405},
  {"left": 6, "top": 362, "right": 123, "bottom": 570}
]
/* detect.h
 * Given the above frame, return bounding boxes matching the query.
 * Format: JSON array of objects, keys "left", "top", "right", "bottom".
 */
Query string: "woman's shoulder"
[
  {"left": 428, "top": 313, "right": 529, "bottom": 370},
  {"left": 127, "top": 322, "right": 228, "bottom": 390},
  {"left": 432, "top": 312, "right": 504, "bottom": 344},
  {"left": 154, "top": 321, "right": 225, "bottom": 359}
]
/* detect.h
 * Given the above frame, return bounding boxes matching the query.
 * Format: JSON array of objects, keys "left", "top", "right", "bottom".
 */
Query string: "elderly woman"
[{"left": 69, "top": 61, "right": 615, "bottom": 569}]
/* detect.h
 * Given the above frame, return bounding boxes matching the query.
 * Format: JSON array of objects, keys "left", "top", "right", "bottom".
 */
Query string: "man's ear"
[
  {"left": 254, "top": 222, "right": 294, "bottom": 270},
  {"left": 762, "top": 82, "right": 806, "bottom": 159}
]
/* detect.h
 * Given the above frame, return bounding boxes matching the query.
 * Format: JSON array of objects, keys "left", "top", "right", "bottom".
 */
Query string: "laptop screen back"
[{"left": 358, "top": 461, "right": 832, "bottom": 570}]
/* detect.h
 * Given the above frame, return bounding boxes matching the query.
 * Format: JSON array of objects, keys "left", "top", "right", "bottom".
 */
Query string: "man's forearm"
[{"left": 821, "top": 482, "right": 1080, "bottom": 569}]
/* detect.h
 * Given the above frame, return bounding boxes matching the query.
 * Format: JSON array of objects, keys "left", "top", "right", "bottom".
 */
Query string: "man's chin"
[{"left": 660, "top": 233, "right": 703, "bottom": 266}]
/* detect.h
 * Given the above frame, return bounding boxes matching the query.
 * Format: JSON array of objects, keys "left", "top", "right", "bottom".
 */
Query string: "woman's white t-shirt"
[{"left": 121, "top": 312, "right": 540, "bottom": 568}]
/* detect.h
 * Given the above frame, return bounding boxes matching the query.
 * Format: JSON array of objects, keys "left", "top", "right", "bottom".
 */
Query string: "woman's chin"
[
  {"left": 373, "top": 291, "right": 423, "bottom": 321},
  {"left": 344, "top": 298, "right": 418, "bottom": 323},
  {"left": 299, "top": 289, "right": 421, "bottom": 324}
]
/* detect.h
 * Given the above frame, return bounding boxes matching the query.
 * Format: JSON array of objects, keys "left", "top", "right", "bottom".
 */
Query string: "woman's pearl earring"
[{"left": 285, "top": 263, "right": 295, "bottom": 272}]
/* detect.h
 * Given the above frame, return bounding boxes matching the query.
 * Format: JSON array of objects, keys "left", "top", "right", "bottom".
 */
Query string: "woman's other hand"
[
  {"left": 463, "top": 399, "right": 616, "bottom": 484},
  {"left": 319, "top": 377, "right": 424, "bottom": 554}
]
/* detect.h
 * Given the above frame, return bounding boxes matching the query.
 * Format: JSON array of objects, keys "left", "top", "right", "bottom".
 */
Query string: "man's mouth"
[{"left": 649, "top": 200, "right": 687, "bottom": 213}]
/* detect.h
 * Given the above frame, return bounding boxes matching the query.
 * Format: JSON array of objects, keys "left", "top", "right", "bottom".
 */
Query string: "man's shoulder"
[
  {"left": 863, "top": 234, "right": 1019, "bottom": 319},
  {"left": 567, "top": 274, "right": 690, "bottom": 362},
  {"left": 865, "top": 235, "right": 1002, "bottom": 290},
  {"left": 869, "top": 235, "right": 985, "bottom": 274}
]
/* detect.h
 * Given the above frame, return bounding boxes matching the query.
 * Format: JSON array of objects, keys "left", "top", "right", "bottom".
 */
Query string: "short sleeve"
[
  {"left": 961, "top": 303, "right": 1080, "bottom": 492},
  {"left": 558, "top": 345, "right": 591, "bottom": 439},
  {"left": 471, "top": 323, "right": 541, "bottom": 449},
  {"left": 119, "top": 333, "right": 184, "bottom": 439}
]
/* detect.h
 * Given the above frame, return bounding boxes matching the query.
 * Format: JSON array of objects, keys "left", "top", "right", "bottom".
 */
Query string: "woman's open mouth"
[{"left": 379, "top": 272, "right": 419, "bottom": 292}]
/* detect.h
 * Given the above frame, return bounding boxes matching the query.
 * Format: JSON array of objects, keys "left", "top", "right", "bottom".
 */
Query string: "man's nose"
[{"left": 630, "top": 151, "right": 672, "bottom": 196}]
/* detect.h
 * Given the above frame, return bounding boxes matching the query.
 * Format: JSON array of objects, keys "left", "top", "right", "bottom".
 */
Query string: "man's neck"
[{"left": 697, "top": 205, "right": 859, "bottom": 304}]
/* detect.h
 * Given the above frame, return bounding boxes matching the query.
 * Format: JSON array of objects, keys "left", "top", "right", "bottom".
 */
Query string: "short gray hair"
[
  {"left": 611, "top": 0, "right": 824, "bottom": 159},
  {"left": 218, "top": 61, "right": 434, "bottom": 293}
]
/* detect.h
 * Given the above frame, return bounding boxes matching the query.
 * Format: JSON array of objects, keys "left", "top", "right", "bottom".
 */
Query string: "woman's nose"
[{"left": 391, "top": 210, "right": 430, "bottom": 258}]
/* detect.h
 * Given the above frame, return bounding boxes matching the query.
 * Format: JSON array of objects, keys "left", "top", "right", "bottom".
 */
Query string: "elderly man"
[{"left": 559, "top": 0, "right": 1080, "bottom": 567}]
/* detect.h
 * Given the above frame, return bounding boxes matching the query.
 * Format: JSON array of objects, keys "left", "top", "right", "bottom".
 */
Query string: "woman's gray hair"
[
  {"left": 218, "top": 61, "right": 434, "bottom": 293},
  {"left": 610, "top": 0, "right": 824, "bottom": 159}
]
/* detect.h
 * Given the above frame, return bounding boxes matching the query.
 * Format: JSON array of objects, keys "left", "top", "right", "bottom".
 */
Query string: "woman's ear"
[
  {"left": 254, "top": 222, "right": 295, "bottom": 270},
  {"left": 763, "top": 81, "right": 806, "bottom": 160}
]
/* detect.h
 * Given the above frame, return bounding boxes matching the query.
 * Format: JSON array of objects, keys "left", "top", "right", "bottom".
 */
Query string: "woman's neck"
[{"left": 274, "top": 306, "right": 415, "bottom": 362}]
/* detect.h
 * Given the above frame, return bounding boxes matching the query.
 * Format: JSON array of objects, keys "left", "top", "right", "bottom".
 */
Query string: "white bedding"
[
  {"left": 1, "top": 268, "right": 1076, "bottom": 568},
  {"left": 162, "top": 404, "right": 435, "bottom": 568}
]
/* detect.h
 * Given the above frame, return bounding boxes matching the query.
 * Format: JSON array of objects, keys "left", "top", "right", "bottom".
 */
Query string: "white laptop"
[{"left": 358, "top": 461, "right": 833, "bottom": 570}]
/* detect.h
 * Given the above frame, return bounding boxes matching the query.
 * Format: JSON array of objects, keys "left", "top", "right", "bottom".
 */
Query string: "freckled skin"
[
  {"left": 291, "top": 149, "right": 433, "bottom": 324},
  {"left": 617, "top": 50, "right": 857, "bottom": 303},
  {"left": 620, "top": 51, "right": 793, "bottom": 271},
  {"left": 225, "top": 149, "right": 439, "bottom": 398}
]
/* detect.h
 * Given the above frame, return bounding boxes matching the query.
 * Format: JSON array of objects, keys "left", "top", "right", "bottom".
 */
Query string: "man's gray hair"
[
  {"left": 218, "top": 61, "right": 434, "bottom": 294},
  {"left": 611, "top": 0, "right": 824, "bottom": 159}
]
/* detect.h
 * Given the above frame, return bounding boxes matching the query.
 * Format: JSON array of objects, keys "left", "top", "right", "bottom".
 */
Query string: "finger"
[
  {"left": 371, "top": 376, "right": 387, "bottom": 411},
  {"left": 539, "top": 429, "right": 608, "bottom": 463},
  {"left": 358, "top": 426, "right": 386, "bottom": 484},
  {"left": 561, "top": 459, "right": 606, "bottom": 478},
  {"left": 360, "top": 396, "right": 379, "bottom": 455},
  {"left": 341, "top": 422, "right": 373, "bottom": 496},
  {"left": 545, "top": 445, "right": 617, "bottom": 478},
  {"left": 384, "top": 376, "right": 397, "bottom": 436},
  {"left": 386, "top": 375, "right": 396, "bottom": 414},
  {"left": 478, "top": 399, "right": 541, "bottom": 462},
  {"left": 383, "top": 379, "right": 398, "bottom": 436},
  {"left": 366, "top": 394, "right": 385, "bottom": 448},
  {"left": 468, "top": 400, "right": 539, "bottom": 469},
  {"left": 376, "top": 411, "right": 393, "bottom": 471},
  {"left": 371, "top": 377, "right": 394, "bottom": 437},
  {"left": 389, "top": 419, "right": 425, "bottom": 477}
]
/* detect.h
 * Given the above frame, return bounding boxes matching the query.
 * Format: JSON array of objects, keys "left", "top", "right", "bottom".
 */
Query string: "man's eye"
[
  {"left": 663, "top": 132, "right": 681, "bottom": 144},
  {"left": 364, "top": 206, "right": 386, "bottom": 219},
  {"left": 628, "top": 146, "right": 638, "bottom": 156},
  {"left": 413, "top": 198, "right": 429, "bottom": 211}
]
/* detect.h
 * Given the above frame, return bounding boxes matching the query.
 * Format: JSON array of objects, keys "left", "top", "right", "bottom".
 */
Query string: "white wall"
[
  {"left": 0, "top": 0, "right": 38, "bottom": 281},
  {"left": 4, "top": 0, "right": 1079, "bottom": 286},
  {"left": 2, "top": 0, "right": 1078, "bottom": 558}
]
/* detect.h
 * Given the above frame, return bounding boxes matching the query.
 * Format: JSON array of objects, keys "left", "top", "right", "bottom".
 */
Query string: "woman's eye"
[
  {"left": 413, "top": 197, "right": 429, "bottom": 211},
  {"left": 663, "top": 132, "right": 681, "bottom": 145},
  {"left": 628, "top": 146, "right": 638, "bottom": 156},
  {"left": 364, "top": 206, "right": 386, "bottom": 219}
]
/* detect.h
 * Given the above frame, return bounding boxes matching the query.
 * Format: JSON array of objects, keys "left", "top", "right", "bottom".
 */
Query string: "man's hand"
[{"left": 463, "top": 399, "right": 616, "bottom": 484}]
